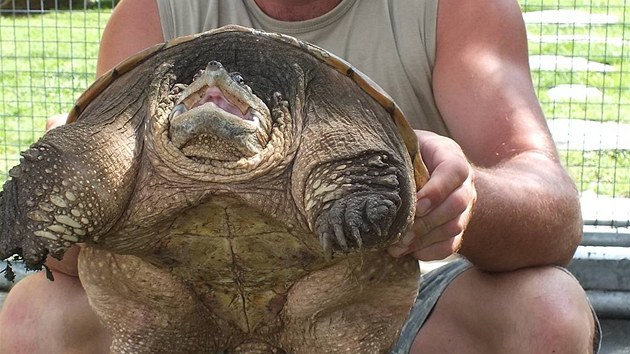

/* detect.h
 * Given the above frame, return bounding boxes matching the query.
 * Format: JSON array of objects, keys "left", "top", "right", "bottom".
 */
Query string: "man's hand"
[
  {"left": 388, "top": 130, "right": 476, "bottom": 260},
  {"left": 46, "top": 113, "right": 67, "bottom": 130}
]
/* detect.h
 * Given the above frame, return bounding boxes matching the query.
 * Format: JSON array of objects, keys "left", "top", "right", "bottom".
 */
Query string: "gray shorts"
[{"left": 391, "top": 258, "right": 602, "bottom": 353}]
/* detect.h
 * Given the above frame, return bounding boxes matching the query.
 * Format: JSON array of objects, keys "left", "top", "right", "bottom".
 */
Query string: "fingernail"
[
  {"left": 416, "top": 198, "right": 431, "bottom": 216},
  {"left": 387, "top": 245, "right": 406, "bottom": 258},
  {"left": 401, "top": 231, "right": 415, "bottom": 246}
]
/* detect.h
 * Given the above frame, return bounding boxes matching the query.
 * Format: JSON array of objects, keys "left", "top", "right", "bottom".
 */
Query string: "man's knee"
[
  {"left": 467, "top": 266, "right": 594, "bottom": 352},
  {"left": 494, "top": 266, "right": 596, "bottom": 351},
  {"left": 416, "top": 265, "right": 596, "bottom": 353},
  {"left": 1, "top": 272, "right": 58, "bottom": 351},
  {"left": 538, "top": 267, "right": 597, "bottom": 351},
  {"left": 0, "top": 270, "right": 111, "bottom": 353}
]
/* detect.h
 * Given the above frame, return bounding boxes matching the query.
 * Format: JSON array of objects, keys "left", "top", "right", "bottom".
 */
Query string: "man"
[{"left": 0, "top": 0, "right": 600, "bottom": 352}]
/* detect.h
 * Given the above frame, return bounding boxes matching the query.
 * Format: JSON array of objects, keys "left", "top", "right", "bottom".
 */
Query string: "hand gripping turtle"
[{"left": 0, "top": 25, "right": 429, "bottom": 353}]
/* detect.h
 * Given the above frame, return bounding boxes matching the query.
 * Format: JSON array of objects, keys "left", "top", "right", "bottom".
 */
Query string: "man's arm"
[
  {"left": 96, "top": 0, "right": 164, "bottom": 76},
  {"left": 391, "top": 0, "right": 582, "bottom": 271}
]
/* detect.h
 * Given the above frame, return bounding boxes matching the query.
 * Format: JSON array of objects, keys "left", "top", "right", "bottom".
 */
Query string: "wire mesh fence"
[
  {"left": 0, "top": 0, "right": 628, "bottom": 226},
  {"left": 522, "top": 0, "right": 629, "bottom": 226},
  {"left": 0, "top": 0, "right": 115, "bottom": 184}
]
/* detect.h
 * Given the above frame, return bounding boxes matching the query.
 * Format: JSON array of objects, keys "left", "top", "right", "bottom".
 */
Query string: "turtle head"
[{"left": 167, "top": 61, "right": 272, "bottom": 162}]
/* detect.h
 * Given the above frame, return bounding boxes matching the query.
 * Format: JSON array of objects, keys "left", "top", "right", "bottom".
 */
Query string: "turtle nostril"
[{"left": 207, "top": 61, "right": 223, "bottom": 71}]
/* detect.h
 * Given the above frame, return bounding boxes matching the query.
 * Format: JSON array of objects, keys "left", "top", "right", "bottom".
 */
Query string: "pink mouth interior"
[{"left": 191, "top": 87, "right": 253, "bottom": 121}]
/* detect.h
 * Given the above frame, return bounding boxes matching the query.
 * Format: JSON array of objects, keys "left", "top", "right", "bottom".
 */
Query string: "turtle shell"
[{"left": 67, "top": 25, "right": 429, "bottom": 189}]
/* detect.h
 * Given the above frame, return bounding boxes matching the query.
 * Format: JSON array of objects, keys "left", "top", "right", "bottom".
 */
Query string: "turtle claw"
[
  {"left": 350, "top": 227, "right": 363, "bottom": 248},
  {"left": 314, "top": 193, "right": 400, "bottom": 257},
  {"left": 1, "top": 261, "right": 15, "bottom": 282},
  {"left": 333, "top": 224, "right": 348, "bottom": 251},
  {"left": 320, "top": 233, "right": 333, "bottom": 261}
]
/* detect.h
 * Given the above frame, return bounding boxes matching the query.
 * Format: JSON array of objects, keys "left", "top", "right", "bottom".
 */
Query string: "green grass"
[
  {"left": 519, "top": 0, "right": 630, "bottom": 197},
  {"left": 520, "top": 0, "right": 628, "bottom": 12},
  {"left": 523, "top": 2, "right": 630, "bottom": 123},
  {"left": 527, "top": 23, "right": 630, "bottom": 124},
  {"left": 0, "top": 2, "right": 628, "bottom": 199},
  {"left": 563, "top": 150, "right": 630, "bottom": 197},
  {"left": 0, "top": 9, "right": 111, "bottom": 175}
]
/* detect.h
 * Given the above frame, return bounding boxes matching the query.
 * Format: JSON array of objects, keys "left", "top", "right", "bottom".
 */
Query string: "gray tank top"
[{"left": 156, "top": 0, "right": 448, "bottom": 135}]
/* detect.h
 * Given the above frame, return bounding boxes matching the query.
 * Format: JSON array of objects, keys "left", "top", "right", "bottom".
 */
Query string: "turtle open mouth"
[
  {"left": 168, "top": 61, "right": 272, "bottom": 162},
  {"left": 174, "top": 86, "right": 257, "bottom": 122}
]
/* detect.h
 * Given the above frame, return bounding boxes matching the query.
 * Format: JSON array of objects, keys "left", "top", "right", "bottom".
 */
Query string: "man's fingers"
[
  {"left": 413, "top": 182, "right": 472, "bottom": 234},
  {"left": 387, "top": 216, "right": 463, "bottom": 258},
  {"left": 388, "top": 182, "right": 475, "bottom": 260},
  {"left": 388, "top": 130, "right": 476, "bottom": 261},
  {"left": 408, "top": 234, "right": 464, "bottom": 261},
  {"left": 415, "top": 131, "right": 470, "bottom": 216},
  {"left": 45, "top": 244, "right": 81, "bottom": 277}
]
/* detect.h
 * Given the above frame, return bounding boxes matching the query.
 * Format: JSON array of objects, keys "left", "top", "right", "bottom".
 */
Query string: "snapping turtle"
[{"left": 0, "top": 25, "right": 429, "bottom": 353}]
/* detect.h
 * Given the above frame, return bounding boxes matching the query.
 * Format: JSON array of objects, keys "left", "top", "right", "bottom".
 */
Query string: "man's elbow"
[{"left": 552, "top": 183, "right": 583, "bottom": 267}]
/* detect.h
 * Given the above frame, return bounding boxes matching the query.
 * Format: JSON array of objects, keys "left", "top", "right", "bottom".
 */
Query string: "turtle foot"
[{"left": 315, "top": 192, "right": 400, "bottom": 257}]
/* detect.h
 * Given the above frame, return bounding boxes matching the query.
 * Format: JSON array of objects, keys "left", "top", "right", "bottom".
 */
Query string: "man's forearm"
[{"left": 459, "top": 151, "right": 583, "bottom": 272}]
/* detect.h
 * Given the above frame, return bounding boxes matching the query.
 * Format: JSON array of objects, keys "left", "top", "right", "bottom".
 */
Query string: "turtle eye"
[
  {"left": 192, "top": 69, "right": 203, "bottom": 82},
  {"left": 230, "top": 72, "right": 246, "bottom": 86},
  {"left": 230, "top": 72, "right": 252, "bottom": 94}
]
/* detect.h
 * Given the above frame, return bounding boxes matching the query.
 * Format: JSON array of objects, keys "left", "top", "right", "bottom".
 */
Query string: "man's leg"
[
  {"left": 412, "top": 264, "right": 598, "bottom": 353},
  {"left": 0, "top": 248, "right": 111, "bottom": 354}
]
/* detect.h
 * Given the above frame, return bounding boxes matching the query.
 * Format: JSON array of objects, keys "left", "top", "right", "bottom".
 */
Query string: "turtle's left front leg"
[{"left": 302, "top": 153, "right": 413, "bottom": 257}]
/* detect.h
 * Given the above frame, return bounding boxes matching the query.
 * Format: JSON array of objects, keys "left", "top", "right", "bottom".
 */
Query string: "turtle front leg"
[
  {"left": 0, "top": 121, "right": 141, "bottom": 274},
  {"left": 303, "top": 153, "right": 411, "bottom": 257}
]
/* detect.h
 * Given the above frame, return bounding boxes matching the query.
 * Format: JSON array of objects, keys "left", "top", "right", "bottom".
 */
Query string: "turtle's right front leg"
[{"left": 302, "top": 153, "right": 412, "bottom": 257}]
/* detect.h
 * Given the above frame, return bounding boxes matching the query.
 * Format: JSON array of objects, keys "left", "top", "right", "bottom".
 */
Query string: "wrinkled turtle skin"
[{"left": 0, "top": 25, "right": 429, "bottom": 353}]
